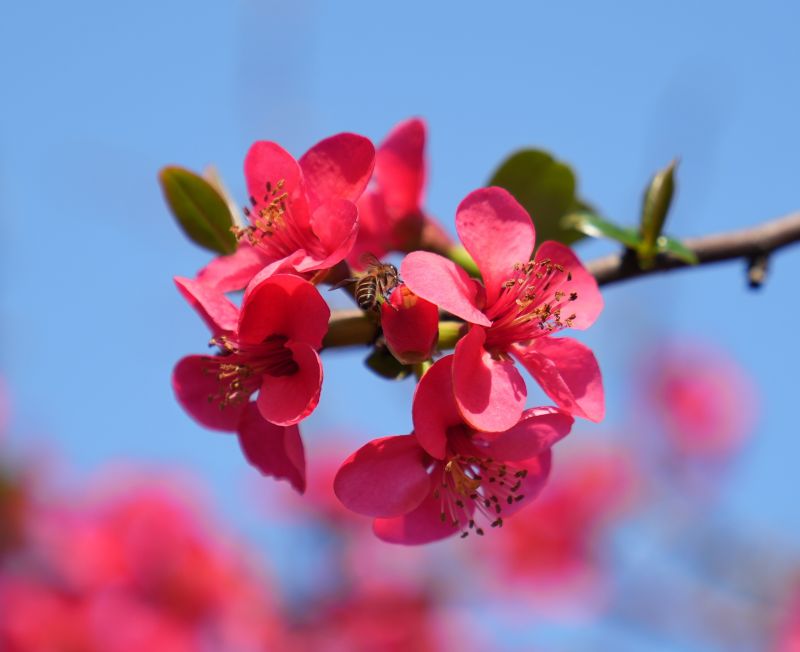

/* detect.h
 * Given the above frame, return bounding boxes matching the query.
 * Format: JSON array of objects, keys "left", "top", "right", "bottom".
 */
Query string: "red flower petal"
[
  {"left": 174, "top": 276, "right": 238, "bottom": 335},
  {"left": 196, "top": 243, "right": 271, "bottom": 293},
  {"left": 373, "top": 487, "right": 471, "bottom": 545},
  {"left": 534, "top": 241, "right": 603, "bottom": 330},
  {"left": 375, "top": 118, "right": 426, "bottom": 217},
  {"left": 349, "top": 193, "right": 391, "bottom": 268},
  {"left": 455, "top": 187, "right": 535, "bottom": 307},
  {"left": 472, "top": 407, "right": 574, "bottom": 461},
  {"left": 172, "top": 356, "right": 244, "bottom": 431},
  {"left": 497, "top": 450, "right": 552, "bottom": 517},
  {"left": 401, "top": 251, "right": 491, "bottom": 327},
  {"left": 412, "top": 355, "right": 462, "bottom": 460},
  {"left": 381, "top": 286, "right": 439, "bottom": 365},
  {"left": 297, "top": 198, "right": 359, "bottom": 272},
  {"left": 244, "top": 250, "right": 308, "bottom": 289},
  {"left": 453, "top": 326, "right": 527, "bottom": 432},
  {"left": 334, "top": 435, "right": 431, "bottom": 518},
  {"left": 514, "top": 337, "right": 605, "bottom": 422},
  {"left": 244, "top": 141, "right": 310, "bottom": 229},
  {"left": 256, "top": 342, "right": 322, "bottom": 426},
  {"left": 299, "top": 133, "right": 375, "bottom": 208},
  {"left": 239, "top": 274, "right": 330, "bottom": 348},
  {"left": 237, "top": 403, "right": 306, "bottom": 492}
]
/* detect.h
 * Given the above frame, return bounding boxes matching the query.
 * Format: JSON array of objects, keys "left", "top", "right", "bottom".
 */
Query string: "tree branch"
[
  {"left": 588, "top": 211, "right": 800, "bottom": 287},
  {"left": 324, "top": 211, "right": 800, "bottom": 349}
]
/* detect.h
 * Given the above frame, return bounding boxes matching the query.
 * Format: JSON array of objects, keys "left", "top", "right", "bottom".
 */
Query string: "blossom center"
[
  {"left": 205, "top": 334, "right": 298, "bottom": 408},
  {"left": 483, "top": 259, "right": 579, "bottom": 349},
  {"left": 432, "top": 454, "right": 529, "bottom": 538},
  {"left": 236, "top": 179, "right": 323, "bottom": 258}
]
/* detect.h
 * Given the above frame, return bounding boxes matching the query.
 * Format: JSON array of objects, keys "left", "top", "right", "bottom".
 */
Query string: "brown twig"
[{"left": 588, "top": 211, "right": 800, "bottom": 287}]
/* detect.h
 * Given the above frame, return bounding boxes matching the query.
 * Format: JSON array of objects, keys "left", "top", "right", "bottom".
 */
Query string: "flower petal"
[
  {"left": 534, "top": 241, "right": 603, "bottom": 330},
  {"left": 240, "top": 274, "right": 330, "bottom": 348},
  {"left": 514, "top": 337, "right": 605, "bottom": 422},
  {"left": 498, "top": 450, "right": 552, "bottom": 517},
  {"left": 455, "top": 187, "right": 535, "bottom": 307},
  {"left": 196, "top": 243, "right": 271, "bottom": 293},
  {"left": 299, "top": 133, "right": 375, "bottom": 208},
  {"left": 401, "top": 251, "right": 491, "bottom": 327},
  {"left": 172, "top": 355, "right": 244, "bottom": 432},
  {"left": 237, "top": 403, "right": 306, "bottom": 492},
  {"left": 256, "top": 342, "right": 322, "bottom": 426},
  {"left": 244, "top": 141, "right": 310, "bottom": 229},
  {"left": 375, "top": 118, "right": 426, "bottom": 217},
  {"left": 244, "top": 250, "right": 308, "bottom": 289},
  {"left": 296, "top": 198, "right": 359, "bottom": 272},
  {"left": 453, "top": 326, "right": 527, "bottom": 432},
  {"left": 334, "top": 435, "right": 431, "bottom": 518},
  {"left": 373, "top": 487, "right": 469, "bottom": 545},
  {"left": 348, "top": 193, "right": 390, "bottom": 268},
  {"left": 174, "top": 276, "right": 238, "bottom": 335},
  {"left": 412, "top": 356, "right": 462, "bottom": 459},
  {"left": 472, "top": 407, "right": 574, "bottom": 461},
  {"left": 381, "top": 285, "right": 439, "bottom": 365}
]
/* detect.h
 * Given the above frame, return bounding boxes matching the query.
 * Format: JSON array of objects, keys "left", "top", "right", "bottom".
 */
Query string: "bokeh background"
[{"left": 2, "top": 1, "right": 799, "bottom": 650}]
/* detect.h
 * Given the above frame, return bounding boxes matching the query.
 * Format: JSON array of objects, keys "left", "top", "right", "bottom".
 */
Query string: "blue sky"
[{"left": 2, "top": 1, "right": 799, "bottom": 649}]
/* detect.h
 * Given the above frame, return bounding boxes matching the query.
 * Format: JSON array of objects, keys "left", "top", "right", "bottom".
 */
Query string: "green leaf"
[
  {"left": 365, "top": 345, "right": 412, "bottom": 380},
  {"left": 488, "top": 149, "right": 588, "bottom": 245},
  {"left": 639, "top": 159, "right": 677, "bottom": 261},
  {"left": 159, "top": 166, "right": 238, "bottom": 255},
  {"left": 656, "top": 234, "right": 698, "bottom": 265},
  {"left": 563, "top": 212, "right": 641, "bottom": 248}
]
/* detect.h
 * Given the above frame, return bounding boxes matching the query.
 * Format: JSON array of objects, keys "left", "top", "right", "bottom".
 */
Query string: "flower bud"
[{"left": 381, "top": 285, "right": 438, "bottom": 365}]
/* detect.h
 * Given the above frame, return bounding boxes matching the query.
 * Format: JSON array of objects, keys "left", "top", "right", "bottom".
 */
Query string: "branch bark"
[{"left": 588, "top": 211, "right": 800, "bottom": 287}]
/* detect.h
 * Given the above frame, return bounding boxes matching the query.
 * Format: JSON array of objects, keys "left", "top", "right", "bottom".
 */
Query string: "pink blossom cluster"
[
  {"left": 0, "top": 480, "right": 285, "bottom": 651},
  {"left": 171, "top": 119, "right": 605, "bottom": 543},
  {"left": 0, "top": 462, "right": 471, "bottom": 652}
]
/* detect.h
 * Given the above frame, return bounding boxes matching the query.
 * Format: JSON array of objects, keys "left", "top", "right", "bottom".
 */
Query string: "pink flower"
[
  {"left": 334, "top": 356, "right": 573, "bottom": 544},
  {"left": 380, "top": 284, "right": 439, "bottom": 365},
  {"left": 3, "top": 479, "right": 286, "bottom": 651},
  {"left": 641, "top": 341, "right": 758, "bottom": 459},
  {"left": 402, "top": 187, "right": 604, "bottom": 432},
  {"left": 348, "top": 118, "right": 451, "bottom": 267},
  {"left": 172, "top": 275, "right": 329, "bottom": 491},
  {"left": 484, "top": 447, "right": 637, "bottom": 609},
  {"left": 198, "top": 133, "right": 375, "bottom": 292}
]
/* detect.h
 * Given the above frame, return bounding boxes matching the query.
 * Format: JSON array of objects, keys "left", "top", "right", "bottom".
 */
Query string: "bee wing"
[
  {"left": 328, "top": 278, "right": 357, "bottom": 291},
  {"left": 359, "top": 252, "right": 381, "bottom": 271}
]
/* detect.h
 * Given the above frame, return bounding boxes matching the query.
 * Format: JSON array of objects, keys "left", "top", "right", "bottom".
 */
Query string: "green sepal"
[{"left": 365, "top": 345, "right": 412, "bottom": 380}]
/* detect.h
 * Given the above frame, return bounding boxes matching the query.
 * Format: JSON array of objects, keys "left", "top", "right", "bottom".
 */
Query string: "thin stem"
[{"left": 588, "top": 211, "right": 800, "bottom": 287}]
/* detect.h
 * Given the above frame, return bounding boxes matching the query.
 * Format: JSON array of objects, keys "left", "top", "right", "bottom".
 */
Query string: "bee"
[{"left": 330, "top": 253, "right": 400, "bottom": 311}]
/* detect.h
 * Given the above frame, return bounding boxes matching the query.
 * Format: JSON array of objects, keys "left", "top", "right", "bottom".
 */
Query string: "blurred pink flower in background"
[
  {"left": 0, "top": 472, "right": 285, "bottom": 652},
  {"left": 480, "top": 446, "right": 637, "bottom": 614},
  {"left": 641, "top": 341, "right": 758, "bottom": 459},
  {"left": 775, "top": 585, "right": 800, "bottom": 652}
]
